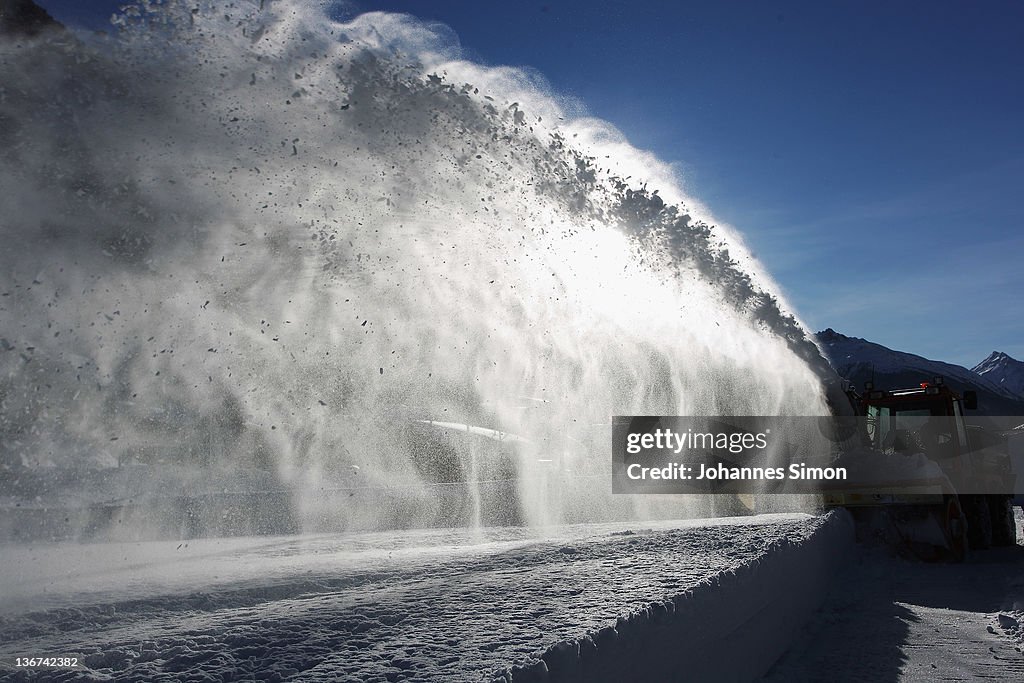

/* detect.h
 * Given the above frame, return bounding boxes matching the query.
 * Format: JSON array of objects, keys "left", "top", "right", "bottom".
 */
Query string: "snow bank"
[
  {"left": 497, "top": 510, "right": 854, "bottom": 682},
  {"left": 0, "top": 512, "right": 853, "bottom": 681}
]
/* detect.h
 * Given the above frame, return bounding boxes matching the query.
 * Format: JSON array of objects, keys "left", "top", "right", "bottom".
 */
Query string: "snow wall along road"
[
  {"left": 0, "top": 513, "right": 856, "bottom": 681},
  {"left": 0, "top": 1, "right": 831, "bottom": 539}
]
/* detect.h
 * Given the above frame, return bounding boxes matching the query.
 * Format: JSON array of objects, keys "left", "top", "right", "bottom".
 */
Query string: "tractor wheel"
[
  {"left": 904, "top": 497, "right": 967, "bottom": 562},
  {"left": 989, "top": 495, "right": 1017, "bottom": 547},
  {"left": 942, "top": 496, "right": 968, "bottom": 562},
  {"left": 963, "top": 494, "right": 993, "bottom": 550}
]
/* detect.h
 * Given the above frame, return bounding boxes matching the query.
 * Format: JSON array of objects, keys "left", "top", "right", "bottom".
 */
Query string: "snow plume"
[{"left": 0, "top": 0, "right": 829, "bottom": 536}]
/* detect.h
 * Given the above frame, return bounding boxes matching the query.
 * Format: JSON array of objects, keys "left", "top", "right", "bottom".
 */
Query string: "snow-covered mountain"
[
  {"left": 815, "top": 329, "right": 1024, "bottom": 416},
  {"left": 972, "top": 351, "right": 1024, "bottom": 400}
]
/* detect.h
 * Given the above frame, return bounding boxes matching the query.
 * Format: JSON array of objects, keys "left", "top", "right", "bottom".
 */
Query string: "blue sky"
[{"left": 41, "top": 1, "right": 1024, "bottom": 367}]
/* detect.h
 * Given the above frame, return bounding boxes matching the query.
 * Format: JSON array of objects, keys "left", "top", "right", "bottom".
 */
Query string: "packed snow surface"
[
  {"left": 763, "top": 508, "right": 1024, "bottom": 682},
  {"left": 0, "top": 513, "right": 834, "bottom": 681}
]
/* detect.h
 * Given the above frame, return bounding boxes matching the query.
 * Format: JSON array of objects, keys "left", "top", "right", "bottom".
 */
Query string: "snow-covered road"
[
  {"left": 763, "top": 508, "right": 1024, "bottom": 682},
  {"left": 0, "top": 513, "right": 851, "bottom": 681}
]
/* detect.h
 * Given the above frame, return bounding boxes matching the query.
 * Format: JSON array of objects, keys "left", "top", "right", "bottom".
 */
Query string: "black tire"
[
  {"left": 964, "top": 494, "right": 993, "bottom": 550},
  {"left": 908, "top": 497, "right": 967, "bottom": 563},
  {"left": 989, "top": 495, "right": 1017, "bottom": 547},
  {"left": 945, "top": 496, "right": 968, "bottom": 562}
]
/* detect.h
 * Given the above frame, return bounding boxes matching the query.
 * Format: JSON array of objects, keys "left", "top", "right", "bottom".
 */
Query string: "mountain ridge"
[
  {"left": 972, "top": 350, "right": 1024, "bottom": 400},
  {"left": 815, "top": 329, "right": 1024, "bottom": 417}
]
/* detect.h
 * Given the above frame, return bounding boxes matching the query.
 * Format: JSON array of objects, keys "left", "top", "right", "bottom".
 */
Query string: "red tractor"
[{"left": 824, "top": 378, "right": 1016, "bottom": 560}]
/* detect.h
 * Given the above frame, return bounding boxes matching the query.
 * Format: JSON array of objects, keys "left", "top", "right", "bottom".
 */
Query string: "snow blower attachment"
[{"left": 822, "top": 377, "right": 1017, "bottom": 561}]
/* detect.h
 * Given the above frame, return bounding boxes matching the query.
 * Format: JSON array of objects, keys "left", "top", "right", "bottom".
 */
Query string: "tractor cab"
[
  {"left": 856, "top": 378, "right": 976, "bottom": 458},
  {"left": 838, "top": 376, "right": 1016, "bottom": 556}
]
